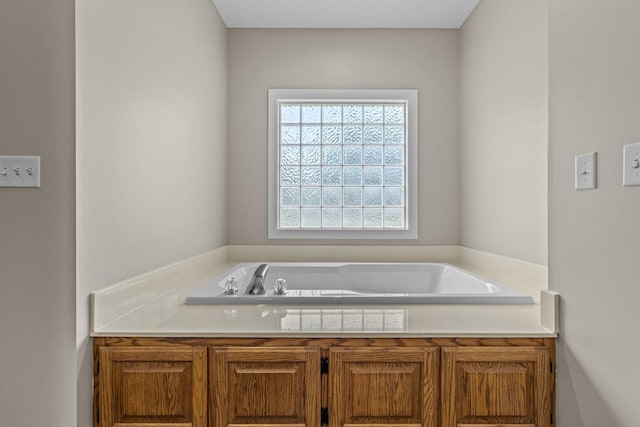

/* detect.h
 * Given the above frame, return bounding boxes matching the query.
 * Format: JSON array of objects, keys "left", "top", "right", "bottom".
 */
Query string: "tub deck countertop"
[{"left": 91, "top": 246, "right": 559, "bottom": 338}]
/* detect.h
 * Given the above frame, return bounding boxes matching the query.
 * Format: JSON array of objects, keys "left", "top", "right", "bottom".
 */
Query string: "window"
[{"left": 268, "top": 89, "right": 418, "bottom": 239}]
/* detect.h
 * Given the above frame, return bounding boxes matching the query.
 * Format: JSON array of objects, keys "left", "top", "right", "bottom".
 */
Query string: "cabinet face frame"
[
  {"left": 441, "top": 346, "right": 552, "bottom": 427},
  {"left": 97, "top": 346, "right": 207, "bottom": 427}
]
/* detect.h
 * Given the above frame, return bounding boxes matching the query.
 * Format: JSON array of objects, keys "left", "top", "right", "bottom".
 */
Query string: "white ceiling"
[{"left": 212, "top": 0, "right": 480, "bottom": 29}]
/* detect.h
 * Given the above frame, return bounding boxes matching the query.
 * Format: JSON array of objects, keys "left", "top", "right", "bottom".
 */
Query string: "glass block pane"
[
  {"left": 322, "top": 166, "right": 342, "bottom": 185},
  {"left": 343, "top": 187, "right": 362, "bottom": 206},
  {"left": 322, "top": 105, "right": 342, "bottom": 123},
  {"left": 384, "top": 208, "right": 405, "bottom": 228},
  {"left": 384, "top": 104, "right": 404, "bottom": 124},
  {"left": 384, "top": 187, "right": 404, "bottom": 206},
  {"left": 322, "top": 126, "right": 342, "bottom": 144},
  {"left": 322, "top": 187, "right": 342, "bottom": 206},
  {"left": 384, "top": 146, "right": 404, "bottom": 165},
  {"left": 280, "top": 187, "right": 300, "bottom": 206},
  {"left": 280, "top": 166, "right": 300, "bottom": 185},
  {"left": 343, "top": 126, "right": 363, "bottom": 144},
  {"left": 301, "top": 166, "right": 321, "bottom": 185},
  {"left": 301, "top": 187, "right": 321, "bottom": 206},
  {"left": 364, "top": 146, "right": 383, "bottom": 165},
  {"left": 280, "top": 208, "right": 300, "bottom": 228},
  {"left": 343, "top": 146, "right": 362, "bottom": 165},
  {"left": 343, "top": 208, "right": 362, "bottom": 227},
  {"left": 343, "top": 105, "right": 363, "bottom": 123},
  {"left": 364, "top": 187, "right": 383, "bottom": 206},
  {"left": 281, "top": 105, "right": 300, "bottom": 123},
  {"left": 384, "top": 125, "right": 404, "bottom": 145},
  {"left": 301, "top": 125, "right": 321, "bottom": 144},
  {"left": 276, "top": 99, "right": 412, "bottom": 232},
  {"left": 343, "top": 166, "right": 362, "bottom": 185},
  {"left": 281, "top": 125, "right": 301, "bottom": 145},
  {"left": 301, "top": 146, "right": 321, "bottom": 165},
  {"left": 364, "top": 208, "right": 383, "bottom": 227},
  {"left": 323, "top": 146, "right": 342, "bottom": 165},
  {"left": 301, "top": 104, "right": 321, "bottom": 123},
  {"left": 364, "top": 166, "right": 383, "bottom": 185},
  {"left": 384, "top": 166, "right": 404, "bottom": 186},
  {"left": 364, "top": 126, "right": 383, "bottom": 144},
  {"left": 322, "top": 208, "right": 342, "bottom": 227},
  {"left": 301, "top": 208, "right": 321, "bottom": 227},
  {"left": 281, "top": 147, "right": 299, "bottom": 165},
  {"left": 364, "top": 105, "right": 384, "bottom": 123}
]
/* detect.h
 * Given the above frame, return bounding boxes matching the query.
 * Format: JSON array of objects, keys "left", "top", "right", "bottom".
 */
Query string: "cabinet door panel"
[
  {"left": 329, "top": 347, "right": 439, "bottom": 427},
  {"left": 98, "top": 346, "right": 207, "bottom": 427},
  {"left": 211, "top": 347, "right": 321, "bottom": 427},
  {"left": 441, "top": 347, "right": 550, "bottom": 427}
]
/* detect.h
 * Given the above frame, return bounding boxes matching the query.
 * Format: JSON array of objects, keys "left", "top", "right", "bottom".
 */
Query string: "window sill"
[{"left": 268, "top": 228, "right": 418, "bottom": 240}]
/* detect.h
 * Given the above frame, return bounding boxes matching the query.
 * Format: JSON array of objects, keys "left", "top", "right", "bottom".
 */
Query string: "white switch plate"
[
  {"left": 575, "top": 152, "right": 596, "bottom": 190},
  {"left": 0, "top": 156, "right": 41, "bottom": 188},
  {"left": 623, "top": 142, "right": 640, "bottom": 186}
]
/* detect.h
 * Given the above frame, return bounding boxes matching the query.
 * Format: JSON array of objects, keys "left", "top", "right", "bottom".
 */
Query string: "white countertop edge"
[
  {"left": 92, "top": 247, "right": 232, "bottom": 331},
  {"left": 91, "top": 330, "right": 557, "bottom": 338},
  {"left": 91, "top": 245, "right": 557, "bottom": 337},
  {"left": 540, "top": 289, "right": 560, "bottom": 333}
]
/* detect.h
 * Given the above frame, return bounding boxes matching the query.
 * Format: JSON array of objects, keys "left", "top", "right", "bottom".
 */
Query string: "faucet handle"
[
  {"left": 224, "top": 277, "right": 238, "bottom": 295},
  {"left": 274, "top": 278, "right": 288, "bottom": 295}
]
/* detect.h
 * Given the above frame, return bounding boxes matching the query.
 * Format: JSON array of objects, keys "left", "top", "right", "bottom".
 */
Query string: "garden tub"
[{"left": 185, "top": 263, "right": 534, "bottom": 305}]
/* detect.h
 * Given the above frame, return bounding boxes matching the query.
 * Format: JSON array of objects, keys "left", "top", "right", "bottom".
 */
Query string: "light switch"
[
  {"left": 623, "top": 142, "right": 640, "bottom": 186},
  {"left": 0, "top": 156, "right": 41, "bottom": 188},
  {"left": 575, "top": 152, "right": 596, "bottom": 190}
]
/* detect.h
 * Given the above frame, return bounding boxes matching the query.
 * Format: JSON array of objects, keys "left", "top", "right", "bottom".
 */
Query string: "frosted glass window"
[
  {"left": 275, "top": 100, "right": 408, "bottom": 230},
  {"left": 269, "top": 89, "right": 417, "bottom": 239}
]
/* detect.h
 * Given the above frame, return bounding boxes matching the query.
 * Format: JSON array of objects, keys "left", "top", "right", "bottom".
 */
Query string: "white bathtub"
[{"left": 185, "top": 263, "right": 533, "bottom": 305}]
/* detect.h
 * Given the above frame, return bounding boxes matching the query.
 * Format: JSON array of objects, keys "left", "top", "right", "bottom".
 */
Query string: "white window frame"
[{"left": 268, "top": 89, "right": 418, "bottom": 239}]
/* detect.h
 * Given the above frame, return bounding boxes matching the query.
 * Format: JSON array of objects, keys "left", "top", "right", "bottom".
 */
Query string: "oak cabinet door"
[
  {"left": 441, "top": 346, "right": 551, "bottom": 427},
  {"left": 210, "top": 347, "right": 321, "bottom": 427},
  {"left": 98, "top": 346, "right": 207, "bottom": 427},
  {"left": 329, "top": 347, "right": 440, "bottom": 427}
]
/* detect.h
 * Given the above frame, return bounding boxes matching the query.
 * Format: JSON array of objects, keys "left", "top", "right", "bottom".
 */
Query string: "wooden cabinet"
[
  {"left": 441, "top": 346, "right": 551, "bottom": 427},
  {"left": 329, "top": 347, "right": 439, "bottom": 427},
  {"left": 97, "top": 346, "right": 207, "bottom": 427},
  {"left": 210, "top": 347, "right": 321, "bottom": 427},
  {"left": 94, "top": 338, "right": 554, "bottom": 427}
]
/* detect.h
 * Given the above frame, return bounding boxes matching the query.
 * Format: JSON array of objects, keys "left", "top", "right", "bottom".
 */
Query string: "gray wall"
[
  {"left": 227, "top": 29, "right": 460, "bottom": 245},
  {"left": 0, "top": 0, "right": 76, "bottom": 426},
  {"left": 76, "top": 0, "right": 228, "bottom": 425},
  {"left": 460, "top": 0, "right": 548, "bottom": 266},
  {"left": 549, "top": 0, "right": 640, "bottom": 425}
]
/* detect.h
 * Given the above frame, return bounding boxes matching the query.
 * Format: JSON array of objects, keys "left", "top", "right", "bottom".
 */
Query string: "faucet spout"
[{"left": 245, "top": 264, "right": 269, "bottom": 295}]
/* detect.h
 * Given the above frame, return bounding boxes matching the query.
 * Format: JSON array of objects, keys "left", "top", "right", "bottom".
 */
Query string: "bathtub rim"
[{"left": 184, "top": 261, "right": 535, "bottom": 306}]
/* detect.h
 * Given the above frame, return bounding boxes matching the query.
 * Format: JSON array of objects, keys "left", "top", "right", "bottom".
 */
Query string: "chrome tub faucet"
[{"left": 245, "top": 264, "right": 269, "bottom": 295}]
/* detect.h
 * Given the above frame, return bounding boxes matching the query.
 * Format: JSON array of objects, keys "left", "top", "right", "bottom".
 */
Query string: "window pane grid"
[{"left": 278, "top": 101, "right": 407, "bottom": 230}]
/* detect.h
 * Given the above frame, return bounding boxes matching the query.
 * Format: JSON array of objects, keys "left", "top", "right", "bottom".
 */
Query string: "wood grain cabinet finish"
[
  {"left": 210, "top": 347, "right": 321, "bottom": 427},
  {"left": 441, "top": 346, "right": 551, "bottom": 427},
  {"left": 94, "top": 338, "right": 554, "bottom": 427},
  {"left": 98, "top": 346, "right": 207, "bottom": 427},
  {"left": 329, "top": 347, "right": 440, "bottom": 427}
]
